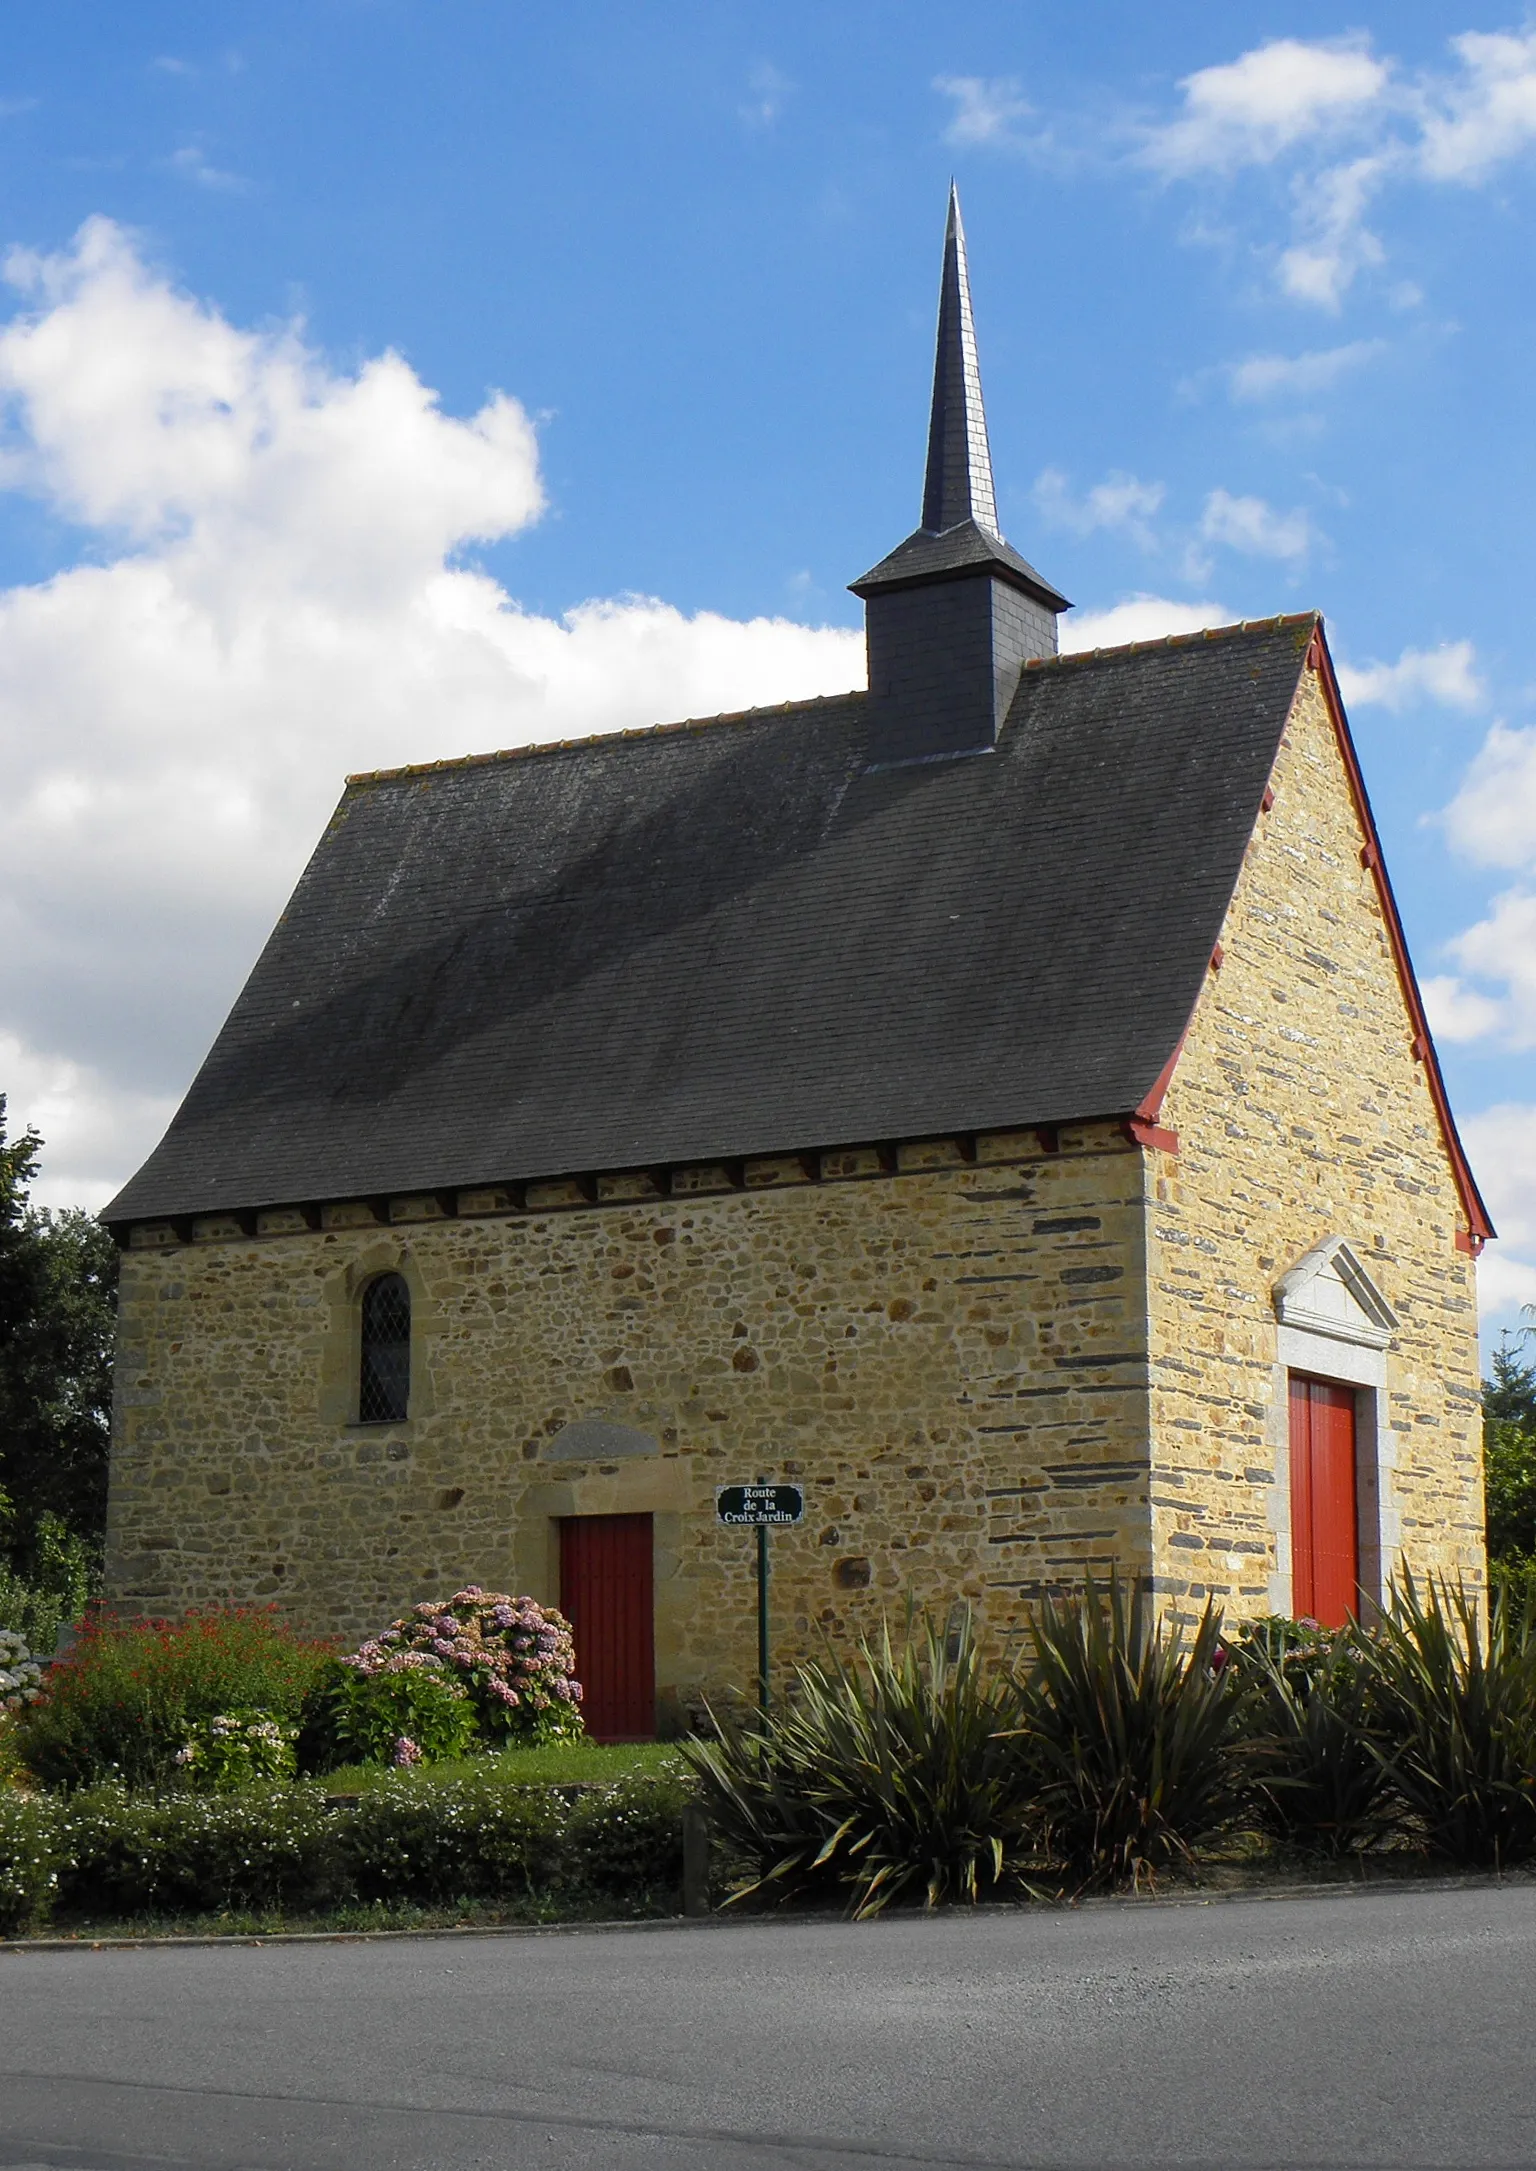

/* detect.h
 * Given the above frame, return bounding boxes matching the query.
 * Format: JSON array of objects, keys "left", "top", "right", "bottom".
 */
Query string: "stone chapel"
[{"left": 102, "top": 190, "right": 1492, "bottom": 1738}]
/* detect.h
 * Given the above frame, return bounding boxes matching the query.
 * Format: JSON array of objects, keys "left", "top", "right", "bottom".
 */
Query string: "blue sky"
[{"left": 1, "top": 3, "right": 1534, "bottom": 1344}]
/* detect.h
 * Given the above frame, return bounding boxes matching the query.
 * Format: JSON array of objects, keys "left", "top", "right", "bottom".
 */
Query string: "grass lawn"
[{"left": 319, "top": 1738, "right": 687, "bottom": 1794}]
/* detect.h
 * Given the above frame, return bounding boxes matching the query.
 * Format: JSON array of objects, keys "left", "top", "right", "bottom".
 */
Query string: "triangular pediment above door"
[{"left": 1273, "top": 1237, "right": 1399, "bottom": 1352}]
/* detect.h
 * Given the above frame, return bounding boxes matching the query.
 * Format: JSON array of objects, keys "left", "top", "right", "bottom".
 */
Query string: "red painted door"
[
  {"left": 1289, "top": 1376, "right": 1358, "bottom": 1628},
  {"left": 559, "top": 1513, "right": 655, "bottom": 1741}
]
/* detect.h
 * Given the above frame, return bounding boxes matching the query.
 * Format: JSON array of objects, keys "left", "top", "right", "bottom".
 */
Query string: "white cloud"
[
  {"left": 1432, "top": 704, "right": 1536, "bottom": 1055},
  {"left": 1038, "top": 469, "right": 1317, "bottom": 583},
  {"left": 1442, "top": 721, "right": 1536, "bottom": 869},
  {"left": 740, "top": 62, "right": 790, "bottom": 130},
  {"left": 0, "top": 218, "right": 542, "bottom": 570},
  {"left": 1479, "top": 1247, "right": 1536, "bottom": 1328},
  {"left": 166, "top": 141, "right": 249, "bottom": 193},
  {"left": 951, "top": 30, "right": 1536, "bottom": 310},
  {"left": 935, "top": 75, "right": 1032, "bottom": 150},
  {"left": 1440, "top": 890, "right": 1536, "bottom": 1046},
  {"left": 1142, "top": 27, "right": 1536, "bottom": 309},
  {"left": 1227, "top": 340, "right": 1384, "bottom": 401},
  {"left": 1060, "top": 595, "right": 1232, "bottom": 653},
  {"left": 1419, "top": 29, "right": 1536, "bottom": 182},
  {"left": 1143, "top": 39, "right": 1389, "bottom": 175},
  {"left": 1277, "top": 154, "right": 1389, "bottom": 308},
  {"left": 1199, "top": 487, "right": 1314, "bottom": 561},
  {"left": 0, "top": 1033, "right": 175, "bottom": 1213},
  {"left": 1464, "top": 1103, "right": 1536, "bottom": 1332},
  {"left": 1421, "top": 974, "right": 1506, "bottom": 1044},
  {"left": 1336, "top": 640, "right": 1483, "bottom": 712},
  {"left": 1032, "top": 468, "right": 1165, "bottom": 547},
  {"left": 151, "top": 51, "right": 244, "bottom": 83},
  {"left": 0, "top": 221, "right": 864, "bottom": 1208}
]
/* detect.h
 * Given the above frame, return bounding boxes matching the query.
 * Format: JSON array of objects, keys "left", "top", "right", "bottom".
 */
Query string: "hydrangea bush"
[
  {"left": 173, "top": 1711, "right": 299, "bottom": 1793},
  {"left": 346, "top": 1590, "right": 584, "bottom": 1751},
  {"left": 304, "top": 1663, "right": 476, "bottom": 1773},
  {"left": 0, "top": 1630, "right": 45, "bottom": 1715}
]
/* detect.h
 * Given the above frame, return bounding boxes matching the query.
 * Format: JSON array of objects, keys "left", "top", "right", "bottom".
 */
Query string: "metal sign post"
[
  {"left": 757, "top": 1518, "right": 770, "bottom": 1720},
  {"left": 716, "top": 1481, "right": 805, "bottom": 1718}
]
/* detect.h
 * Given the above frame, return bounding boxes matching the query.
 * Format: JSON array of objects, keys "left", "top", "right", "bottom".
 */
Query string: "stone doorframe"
[
  {"left": 1263, "top": 1237, "right": 1400, "bottom": 1620},
  {"left": 513, "top": 1443, "right": 692, "bottom": 1730}
]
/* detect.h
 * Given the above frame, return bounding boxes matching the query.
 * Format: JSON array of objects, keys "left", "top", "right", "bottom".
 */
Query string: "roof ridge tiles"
[
  {"left": 345, "top": 687, "right": 866, "bottom": 788},
  {"left": 1022, "top": 609, "right": 1319, "bottom": 674},
  {"left": 345, "top": 613, "right": 1318, "bottom": 790}
]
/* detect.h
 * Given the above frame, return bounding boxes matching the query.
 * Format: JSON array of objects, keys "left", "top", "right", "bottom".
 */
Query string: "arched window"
[{"left": 359, "top": 1272, "right": 411, "bottom": 1423}]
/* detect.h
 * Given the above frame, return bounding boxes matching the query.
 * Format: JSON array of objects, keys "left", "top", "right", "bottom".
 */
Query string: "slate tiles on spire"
[
  {"left": 922, "top": 182, "right": 999, "bottom": 538},
  {"left": 852, "top": 185, "right": 1068, "bottom": 611}
]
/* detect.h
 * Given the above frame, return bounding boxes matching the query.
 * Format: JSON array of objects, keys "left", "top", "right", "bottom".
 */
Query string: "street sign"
[
  {"left": 716, "top": 1483, "right": 804, "bottom": 1527},
  {"left": 717, "top": 1481, "right": 804, "bottom": 1717}
]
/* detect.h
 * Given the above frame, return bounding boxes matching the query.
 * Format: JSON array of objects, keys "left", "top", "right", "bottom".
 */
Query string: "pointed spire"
[
  {"left": 850, "top": 187, "right": 1067, "bottom": 613},
  {"left": 848, "top": 189, "right": 1070, "bottom": 764},
  {"left": 921, "top": 184, "right": 1000, "bottom": 538}
]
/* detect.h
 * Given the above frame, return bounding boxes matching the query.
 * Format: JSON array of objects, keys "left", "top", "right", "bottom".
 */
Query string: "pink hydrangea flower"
[{"left": 341, "top": 1588, "right": 583, "bottom": 1749}]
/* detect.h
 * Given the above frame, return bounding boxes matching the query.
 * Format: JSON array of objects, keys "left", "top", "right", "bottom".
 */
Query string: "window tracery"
[{"left": 359, "top": 1271, "right": 410, "bottom": 1423}]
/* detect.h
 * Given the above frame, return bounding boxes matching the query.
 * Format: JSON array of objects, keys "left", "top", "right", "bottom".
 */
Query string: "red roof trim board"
[
  {"left": 1123, "top": 618, "right": 1493, "bottom": 1253},
  {"left": 1124, "top": 1117, "right": 1179, "bottom": 1154},
  {"left": 1133, "top": 1021, "right": 1192, "bottom": 1132}
]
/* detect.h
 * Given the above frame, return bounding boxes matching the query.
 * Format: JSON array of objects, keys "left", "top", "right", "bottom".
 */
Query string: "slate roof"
[{"left": 106, "top": 613, "right": 1322, "bottom": 1224}]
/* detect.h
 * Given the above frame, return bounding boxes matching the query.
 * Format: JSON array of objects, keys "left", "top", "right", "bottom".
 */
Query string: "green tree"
[
  {"left": 0, "top": 1095, "right": 118, "bottom": 1556},
  {"left": 1484, "top": 1322, "right": 1536, "bottom": 1568}
]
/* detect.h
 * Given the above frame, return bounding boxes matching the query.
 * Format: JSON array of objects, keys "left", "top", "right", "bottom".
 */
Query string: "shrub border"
[{"left": 2, "top": 1861, "right": 1530, "bottom": 1950}]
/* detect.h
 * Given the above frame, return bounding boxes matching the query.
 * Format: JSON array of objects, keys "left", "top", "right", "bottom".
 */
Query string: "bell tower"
[{"left": 851, "top": 185, "right": 1069, "bottom": 767}]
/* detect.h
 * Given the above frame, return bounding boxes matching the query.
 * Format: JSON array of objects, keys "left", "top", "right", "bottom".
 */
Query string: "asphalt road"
[{"left": 2, "top": 1883, "right": 1536, "bottom": 2170}]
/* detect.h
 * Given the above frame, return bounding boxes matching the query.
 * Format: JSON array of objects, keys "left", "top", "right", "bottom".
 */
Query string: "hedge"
[
  {"left": 0, "top": 1771, "right": 692, "bottom": 1934},
  {"left": 0, "top": 1794, "right": 58, "bottom": 1934}
]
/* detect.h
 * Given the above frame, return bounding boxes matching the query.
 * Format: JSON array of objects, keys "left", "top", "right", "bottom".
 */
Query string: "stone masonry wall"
[
  {"left": 107, "top": 1124, "right": 1152, "bottom": 1711},
  {"left": 1149, "top": 661, "right": 1485, "bottom": 1620}
]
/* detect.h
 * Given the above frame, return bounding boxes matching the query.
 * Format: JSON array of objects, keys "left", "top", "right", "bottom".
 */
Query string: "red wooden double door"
[
  {"left": 1288, "top": 1375, "right": 1359, "bottom": 1628},
  {"left": 559, "top": 1512, "right": 655, "bottom": 1741}
]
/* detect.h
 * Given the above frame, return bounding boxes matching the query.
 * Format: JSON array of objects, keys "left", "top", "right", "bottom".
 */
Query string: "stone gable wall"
[
  {"left": 107, "top": 1125, "right": 1152, "bottom": 1708},
  {"left": 1150, "top": 663, "right": 1485, "bottom": 1619}
]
